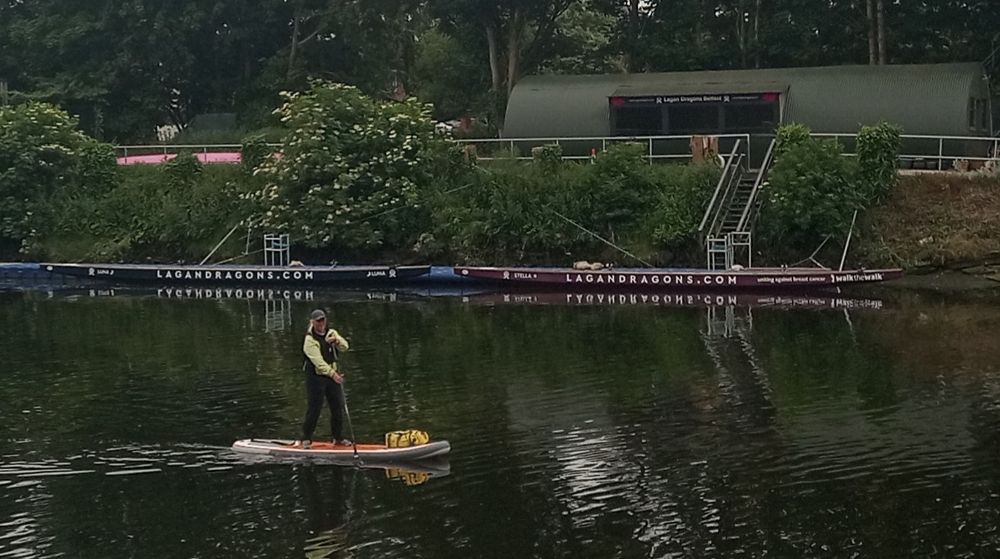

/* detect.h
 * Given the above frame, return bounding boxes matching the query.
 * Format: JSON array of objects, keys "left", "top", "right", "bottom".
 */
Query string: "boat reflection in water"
[
  {"left": 26, "top": 286, "right": 885, "bottom": 337},
  {"left": 27, "top": 284, "right": 885, "bottom": 312},
  {"left": 45, "top": 286, "right": 464, "bottom": 332},
  {"left": 460, "top": 290, "right": 885, "bottom": 311}
]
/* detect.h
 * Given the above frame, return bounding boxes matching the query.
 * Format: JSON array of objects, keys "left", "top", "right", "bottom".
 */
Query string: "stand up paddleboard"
[{"left": 232, "top": 438, "right": 451, "bottom": 462}]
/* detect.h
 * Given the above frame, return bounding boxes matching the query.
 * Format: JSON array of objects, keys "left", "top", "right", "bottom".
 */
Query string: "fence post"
[
  {"left": 648, "top": 137, "right": 653, "bottom": 164},
  {"left": 938, "top": 138, "right": 943, "bottom": 171},
  {"left": 510, "top": 139, "right": 515, "bottom": 158}
]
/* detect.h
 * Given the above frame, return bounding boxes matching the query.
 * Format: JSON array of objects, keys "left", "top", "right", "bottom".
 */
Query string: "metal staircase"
[{"left": 698, "top": 138, "right": 777, "bottom": 270}]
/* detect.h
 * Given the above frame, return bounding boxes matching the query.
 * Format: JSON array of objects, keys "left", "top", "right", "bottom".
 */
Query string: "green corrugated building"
[{"left": 503, "top": 63, "right": 993, "bottom": 138}]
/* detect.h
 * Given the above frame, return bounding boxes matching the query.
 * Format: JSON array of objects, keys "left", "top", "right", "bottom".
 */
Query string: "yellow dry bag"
[{"left": 385, "top": 429, "right": 430, "bottom": 448}]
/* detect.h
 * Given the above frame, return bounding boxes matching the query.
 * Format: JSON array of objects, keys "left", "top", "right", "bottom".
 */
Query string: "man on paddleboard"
[{"left": 300, "top": 308, "right": 351, "bottom": 449}]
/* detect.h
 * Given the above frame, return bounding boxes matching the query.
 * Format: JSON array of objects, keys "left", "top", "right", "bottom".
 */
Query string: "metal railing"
[
  {"left": 813, "top": 133, "right": 1000, "bottom": 171},
  {"left": 698, "top": 139, "right": 746, "bottom": 238},
  {"left": 113, "top": 133, "right": 1000, "bottom": 170},
  {"left": 736, "top": 138, "right": 777, "bottom": 232},
  {"left": 116, "top": 144, "right": 246, "bottom": 159},
  {"left": 452, "top": 133, "right": 753, "bottom": 164}
]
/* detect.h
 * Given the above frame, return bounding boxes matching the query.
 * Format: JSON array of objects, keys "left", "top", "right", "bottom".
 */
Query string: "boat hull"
[
  {"left": 453, "top": 266, "right": 903, "bottom": 290},
  {"left": 41, "top": 263, "right": 430, "bottom": 286},
  {"left": 231, "top": 438, "right": 451, "bottom": 462}
]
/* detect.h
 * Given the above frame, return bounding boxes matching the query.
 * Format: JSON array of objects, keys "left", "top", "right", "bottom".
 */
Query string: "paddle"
[{"left": 340, "top": 380, "right": 361, "bottom": 463}]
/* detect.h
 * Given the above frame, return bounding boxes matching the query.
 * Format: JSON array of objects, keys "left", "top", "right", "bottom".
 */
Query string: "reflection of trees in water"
[
  {"left": 7, "top": 289, "right": 1000, "bottom": 556},
  {"left": 606, "top": 305, "right": 785, "bottom": 555},
  {"left": 487, "top": 304, "right": 788, "bottom": 556},
  {"left": 525, "top": 303, "right": 970, "bottom": 556}
]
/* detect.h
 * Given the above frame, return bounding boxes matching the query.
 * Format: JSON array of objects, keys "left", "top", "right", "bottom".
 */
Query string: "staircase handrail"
[
  {"left": 707, "top": 154, "right": 746, "bottom": 239},
  {"left": 736, "top": 138, "right": 777, "bottom": 232},
  {"left": 699, "top": 139, "right": 744, "bottom": 236}
]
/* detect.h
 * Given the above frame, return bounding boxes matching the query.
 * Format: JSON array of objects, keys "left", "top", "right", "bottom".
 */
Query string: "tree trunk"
[
  {"left": 625, "top": 0, "right": 640, "bottom": 72},
  {"left": 876, "top": 0, "right": 887, "bottom": 64},
  {"left": 736, "top": 0, "right": 748, "bottom": 68},
  {"left": 866, "top": 0, "right": 877, "bottom": 64},
  {"left": 694, "top": 0, "right": 705, "bottom": 54},
  {"left": 288, "top": 3, "right": 302, "bottom": 82},
  {"left": 485, "top": 24, "right": 502, "bottom": 92},
  {"left": 506, "top": 9, "right": 522, "bottom": 95},
  {"left": 753, "top": 0, "right": 761, "bottom": 68}
]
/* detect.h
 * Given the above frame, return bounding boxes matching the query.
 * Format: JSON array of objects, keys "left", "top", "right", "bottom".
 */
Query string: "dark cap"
[{"left": 309, "top": 309, "right": 327, "bottom": 321}]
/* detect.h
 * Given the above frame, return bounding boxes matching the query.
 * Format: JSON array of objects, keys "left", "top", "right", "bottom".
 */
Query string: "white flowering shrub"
[{"left": 252, "top": 82, "right": 447, "bottom": 251}]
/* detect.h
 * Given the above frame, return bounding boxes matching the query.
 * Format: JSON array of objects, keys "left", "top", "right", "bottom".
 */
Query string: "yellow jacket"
[{"left": 303, "top": 327, "right": 350, "bottom": 376}]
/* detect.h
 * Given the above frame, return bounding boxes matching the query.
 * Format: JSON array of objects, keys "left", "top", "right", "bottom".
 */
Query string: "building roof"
[{"left": 503, "top": 63, "right": 990, "bottom": 138}]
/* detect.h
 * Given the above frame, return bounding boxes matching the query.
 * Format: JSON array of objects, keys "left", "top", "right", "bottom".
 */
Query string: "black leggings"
[{"left": 302, "top": 373, "right": 345, "bottom": 442}]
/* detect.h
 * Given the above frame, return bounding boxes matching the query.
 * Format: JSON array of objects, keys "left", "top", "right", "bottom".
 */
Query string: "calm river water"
[{"left": 2, "top": 285, "right": 1000, "bottom": 558}]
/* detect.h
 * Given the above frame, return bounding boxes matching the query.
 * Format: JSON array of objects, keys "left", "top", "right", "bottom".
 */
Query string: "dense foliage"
[
  {"left": 760, "top": 123, "right": 901, "bottom": 256},
  {"left": 423, "top": 144, "right": 719, "bottom": 265},
  {"left": 252, "top": 82, "right": 452, "bottom": 256},
  {"left": 38, "top": 160, "right": 256, "bottom": 262},
  {"left": 857, "top": 122, "right": 903, "bottom": 202},
  {"left": 6, "top": 101, "right": 720, "bottom": 265},
  {"left": 1, "top": 1, "right": 994, "bottom": 140},
  {"left": 0, "top": 102, "right": 117, "bottom": 256},
  {"left": 5, "top": 94, "right": 909, "bottom": 267}
]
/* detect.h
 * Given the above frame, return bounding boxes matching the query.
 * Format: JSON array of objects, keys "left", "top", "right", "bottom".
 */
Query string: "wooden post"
[{"left": 0, "top": 80, "right": 8, "bottom": 106}]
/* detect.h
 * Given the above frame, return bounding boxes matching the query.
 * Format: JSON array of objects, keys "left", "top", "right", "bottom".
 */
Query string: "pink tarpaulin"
[{"left": 117, "top": 152, "right": 242, "bottom": 166}]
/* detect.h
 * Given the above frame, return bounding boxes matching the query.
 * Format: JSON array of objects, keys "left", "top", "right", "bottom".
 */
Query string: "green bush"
[
  {"left": 424, "top": 144, "right": 718, "bottom": 265},
  {"left": 651, "top": 163, "right": 721, "bottom": 248},
  {"left": 43, "top": 164, "right": 256, "bottom": 262},
  {"left": 856, "top": 121, "right": 902, "bottom": 203},
  {"left": 0, "top": 102, "right": 118, "bottom": 255},
  {"left": 757, "top": 122, "right": 904, "bottom": 258},
  {"left": 762, "top": 134, "right": 859, "bottom": 249},
  {"left": 165, "top": 152, "right": 204, "bottom": 190},
  {"left": 775, "top": 122, "right": 812, "bottom": 155},
  {"left": 427, "top": 161, "right": 572, "bottom": 262},
  {"left": 580, "top": 143, "right": 662, "bottom": 240},
  {"left": 533, "top": 143, "right": 563, "bottom": 168},
  {"left": 76, "top": 140, "right": 120, "bottom": 196},
  {"left": 241, "top": 134, "right": 271, "bottom": 175}
]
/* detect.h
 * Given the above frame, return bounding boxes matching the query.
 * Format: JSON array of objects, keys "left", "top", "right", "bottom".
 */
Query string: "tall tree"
[
  {"left": 866, "top": 0, "right": 877, "bottom": 64},
  {"left": 433, "top": 0, "right": 578, "bottom": 94},
  {"left": 876, "top": 0, "right": 887, "bottom": 64}
]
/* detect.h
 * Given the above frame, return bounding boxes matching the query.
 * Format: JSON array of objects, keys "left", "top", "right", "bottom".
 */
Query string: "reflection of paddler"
[
  {"left": 304, "top": 524, "right": 351, "bottom": 559},
  {"left": 299, "top": 466, "right": 352, "bottom": 559}
]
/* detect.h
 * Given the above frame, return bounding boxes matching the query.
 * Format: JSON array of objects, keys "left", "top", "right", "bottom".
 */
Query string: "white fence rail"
[
  {"left": 114, "top": 133, "right": 1000, "bottom": 170},
  {"left": 117, "top": 144, "right": 246, "bottom": 158},
  {"left": 814, "top": 133, "right": 999, "bottom": 171},
  {"left": 451, "top": 134, "right": 754, "bottom": 164}
]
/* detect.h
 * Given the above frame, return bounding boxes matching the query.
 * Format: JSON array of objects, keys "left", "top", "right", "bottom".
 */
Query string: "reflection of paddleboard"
[{"left": 232, "top": 438, "right": 451, "bottom": 462}]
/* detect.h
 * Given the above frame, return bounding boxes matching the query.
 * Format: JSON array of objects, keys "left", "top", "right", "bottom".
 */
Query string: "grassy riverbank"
[
  {"left": 35, "top": 164, "right": 257, "bottom": 263},
  {"left": 28, "top": 164, "right": 1000, "bottom": 276},
  {"left": 856, "top": 173, "right": 1000, "bottom": 281},
  {"left": 5, "top": 99, "right": 992, "bottom": 272}
]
